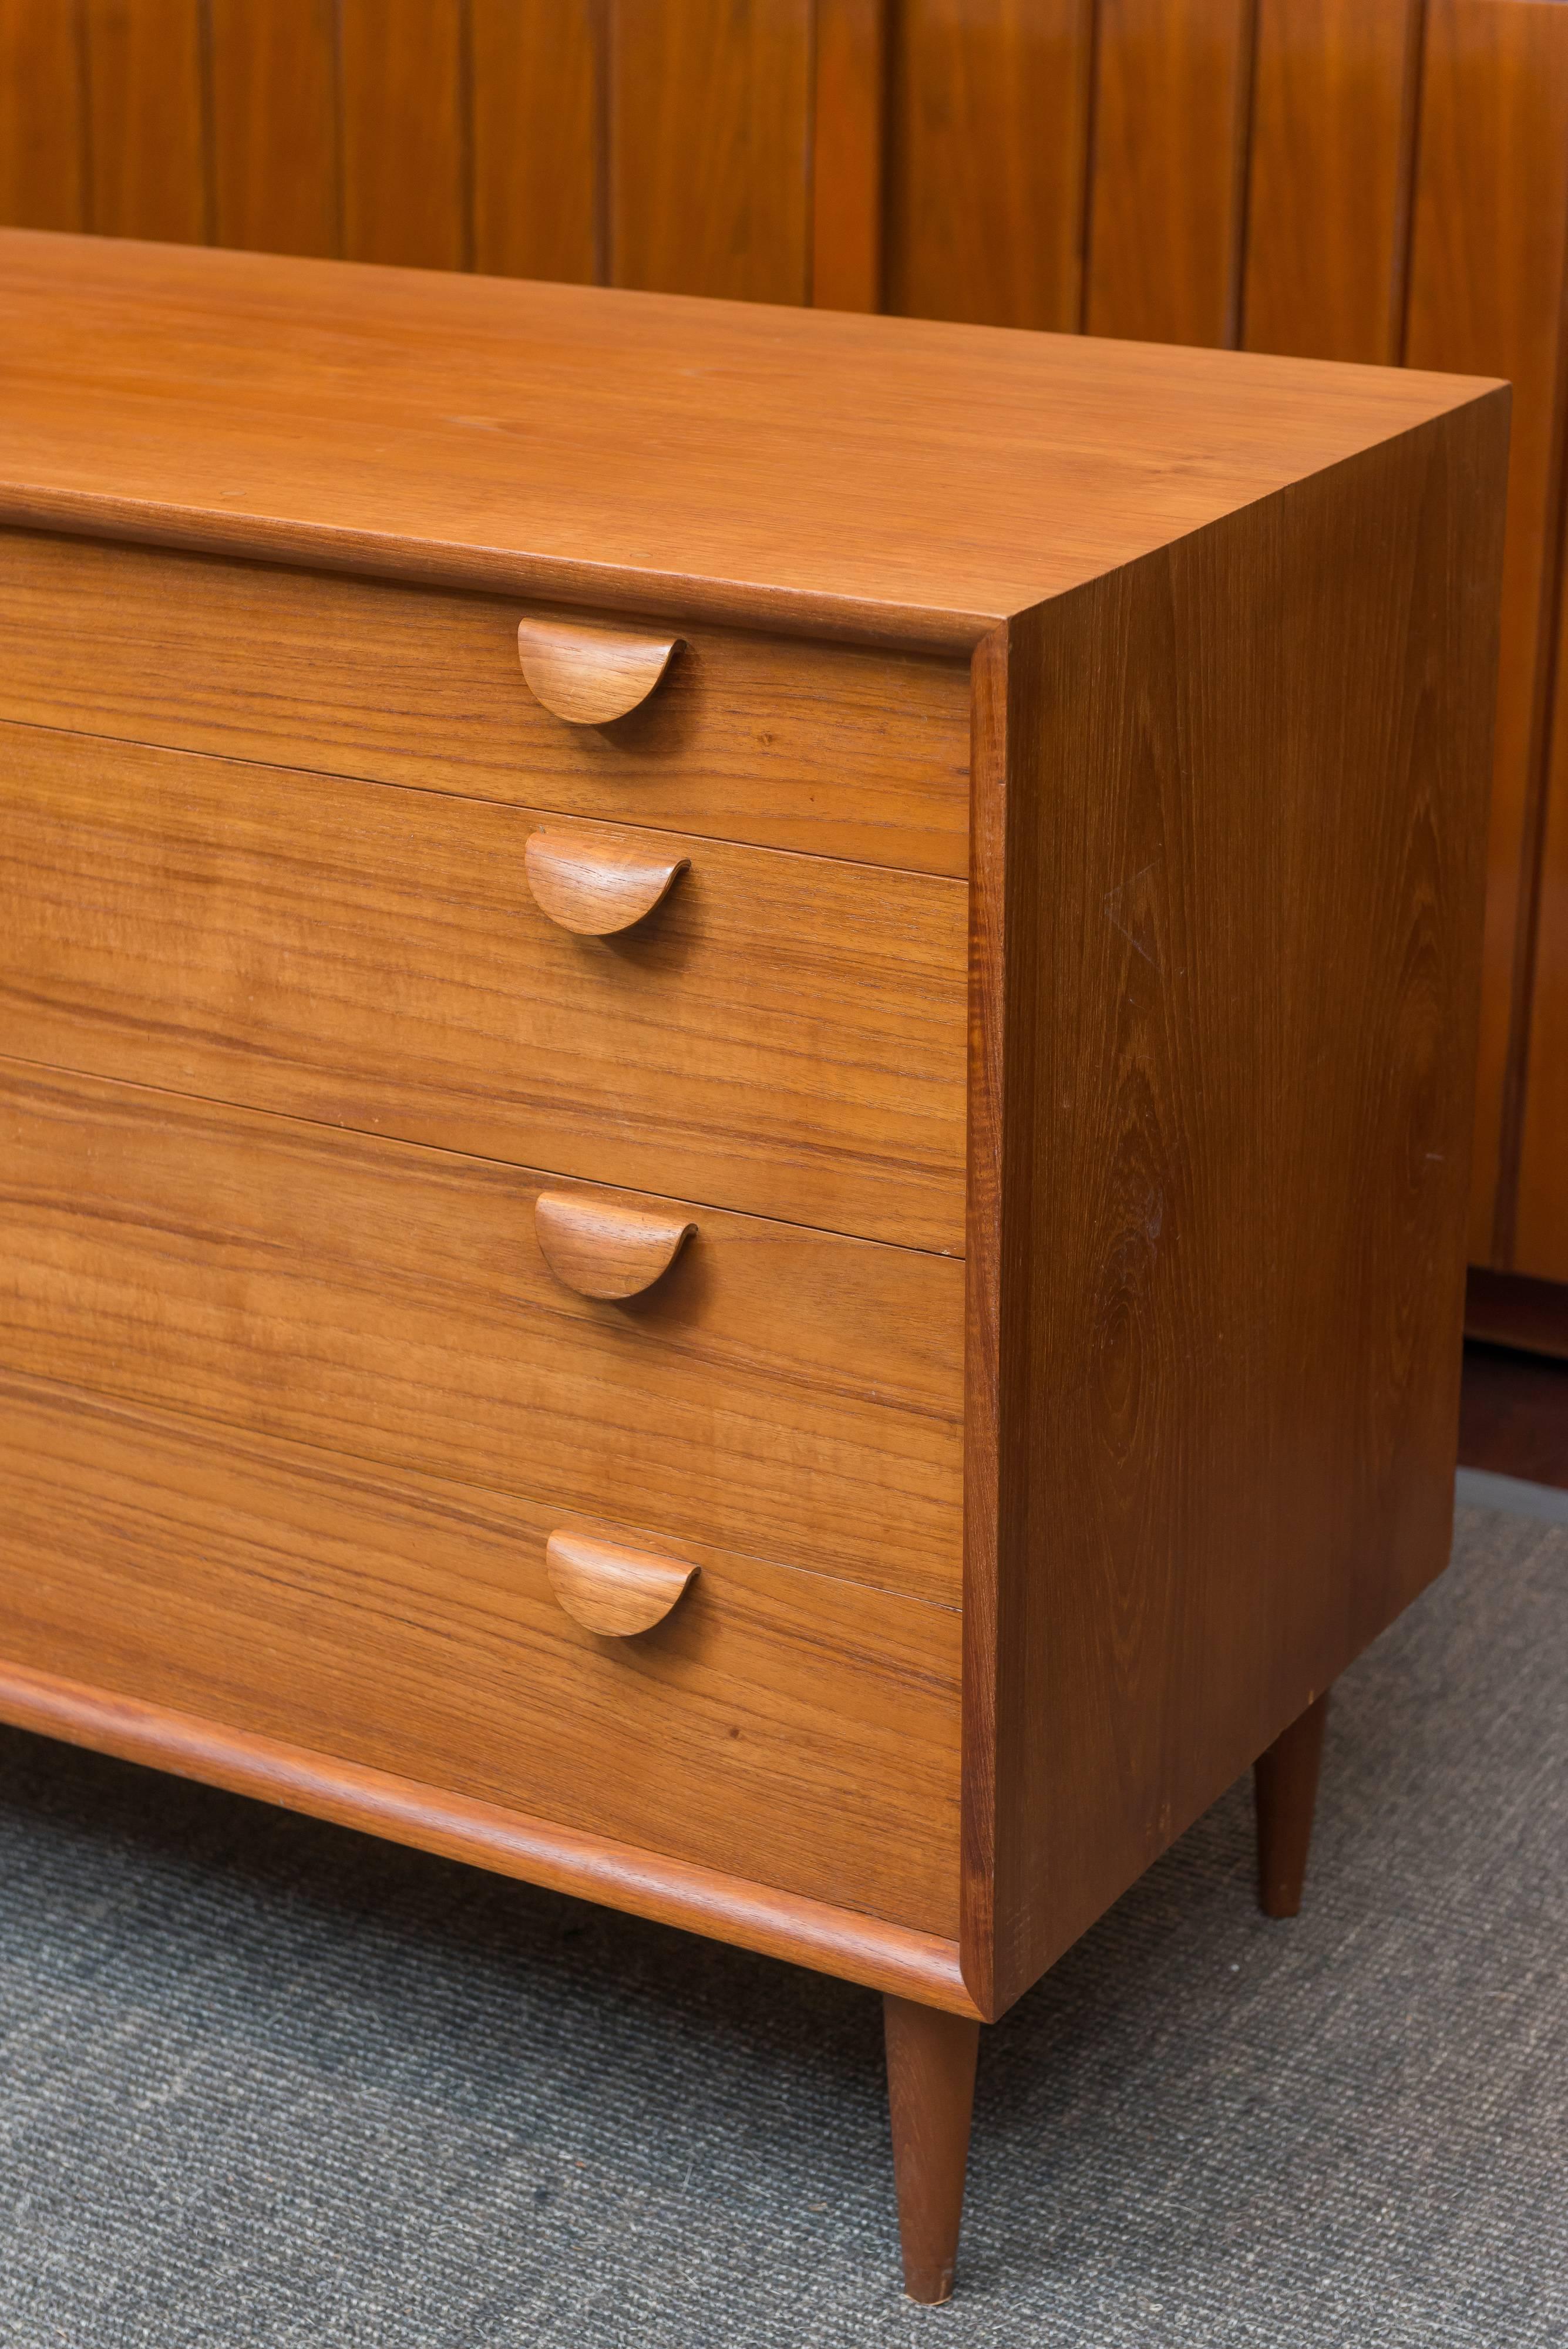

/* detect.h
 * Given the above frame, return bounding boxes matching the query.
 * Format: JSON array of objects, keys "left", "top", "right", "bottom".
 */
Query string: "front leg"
[
  {"left": 883, "top": 1993, "right": 981, "bottom": 2303},
  {"left": 1254, "top": 1690, "right": 1330, "bottom": 1917}
]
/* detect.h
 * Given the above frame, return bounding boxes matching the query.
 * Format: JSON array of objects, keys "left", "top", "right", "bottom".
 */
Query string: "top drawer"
[{"left": 0, "top": 531, "right": 971, "bottom": 876}]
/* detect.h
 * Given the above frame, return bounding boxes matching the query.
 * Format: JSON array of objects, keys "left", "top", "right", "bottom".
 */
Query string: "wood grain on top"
[{"left": 0, "top": 230, "right": 1493, "bottom": 647}]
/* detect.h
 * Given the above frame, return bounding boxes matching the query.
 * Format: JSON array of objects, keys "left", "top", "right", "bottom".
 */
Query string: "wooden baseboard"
[
  {"left": 0, "top": 1657, "right": 982, "bottom": 2020},
  {"left": 1465, "top": 1268, "right": 1568, "bottom": 1361}
]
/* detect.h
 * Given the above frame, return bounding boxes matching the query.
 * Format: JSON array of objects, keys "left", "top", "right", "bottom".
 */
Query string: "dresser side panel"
[{"left": 974, "top": 392, "right": 1508, "bottom": 2008}]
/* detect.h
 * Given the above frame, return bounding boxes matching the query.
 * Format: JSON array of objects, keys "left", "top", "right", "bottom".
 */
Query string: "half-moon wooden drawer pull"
[
  {"left": 546, "top": 1529, "right": 698, "bottom": 1636},
  {"left": 524, "top": 829, "right": 689, "bottom": 935},
  {"left": 534, "top": 1190, "right": 696, "bottom": 1300},
  {"left": 516, "top": 614, "right": 682, "bottom": 725}
]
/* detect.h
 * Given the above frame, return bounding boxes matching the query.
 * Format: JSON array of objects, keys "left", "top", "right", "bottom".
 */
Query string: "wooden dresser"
[{"left": 0, "top": 230, "right": 1506, "bottom": 2301}]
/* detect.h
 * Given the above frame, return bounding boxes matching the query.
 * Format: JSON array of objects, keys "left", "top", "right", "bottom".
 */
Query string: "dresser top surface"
[{"left": 0, "top": 231, "right": 1499, "bottom": 650}]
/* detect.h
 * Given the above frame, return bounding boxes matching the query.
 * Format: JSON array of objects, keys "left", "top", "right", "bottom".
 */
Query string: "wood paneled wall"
[
  {"left": 2, "top": 0, "right": 1567, "bottom": 1283},
  {"left": 0, "top": 0, "right": 862, "bottom": 299},
  {"left": 1404, "top": 0, "right": 1568, "bottom": 1281}
]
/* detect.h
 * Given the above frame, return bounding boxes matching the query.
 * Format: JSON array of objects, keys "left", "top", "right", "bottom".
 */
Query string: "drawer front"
[
  {"left": 0, "top": 1062, "right": 963, "bottom": 1604},
  {"left": 0, "top": 723, "right": 967, "bottom": 1254},
  {"left": 0, "top": 530, "right": 971, "bottom": 876},
  {"left": 0, "top": 1374, "right": 961, "bottom": 1936}
]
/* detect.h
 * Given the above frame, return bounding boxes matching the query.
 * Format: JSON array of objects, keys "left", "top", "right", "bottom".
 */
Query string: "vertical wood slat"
[
  {"left": 471, "top": 0, "right": 601, "bottom": 282},
  {"left": 0, "top": 0, "right": 86, "bottom": 230},
  {"left": 1241, "top": 0, "right": 1424, "bottom": 364},
  {"left": 1085, "top": 0, "right": 1257, "bottom": 348},
  {"left": 82, "top": 0, "right": 208, "bottom": 243},
  {"left": 811, "top": 0, "right": 886, "bottom": 312},
  {"left": 339, "top": 0, "right": 467, "bottom": 271},
  {"left": 608, "top": 0, "right": 813, "bottom": 305},
  {"left": 884, "top": 0, "right": 1093, "bottom": 332},
  {"left": 1405, "top": 0, "right": 1568, "bottom": 1265},
  {"left": 1516, "top": 547, "right": 1568, "bottom": 1282},
  {"left": 208, "top": 0, "right": 338, "bottom": 257}
]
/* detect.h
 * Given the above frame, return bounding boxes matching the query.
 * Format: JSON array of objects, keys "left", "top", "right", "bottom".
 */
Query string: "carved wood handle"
[
  {"left": 517, "top": 614, "right": 682, "bottom": 724},
  {"left": 546, "top": 1529, "right": 698, "bottom": 1636},
  {"left": 534, "top": 1190, "right": 696, "bottom": 1300},
  {"left": 524, "top": 829, "right": 689, "bottom": 935}
]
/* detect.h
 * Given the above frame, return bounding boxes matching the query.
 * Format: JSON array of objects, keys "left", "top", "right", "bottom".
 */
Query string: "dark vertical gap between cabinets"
[
  {"left": 458, "top": 0, "right": 476, "bottom": 269},
  {"left": 804, "top": 0, "right": 819, "bottom": 307},
  {"left": 1226, "top": 0, "right": 1261, "bottom": 348},
  {"left": 594, "top": 0, "right": 613, "bottom": 285},
  {"left": 331, "top": 0, "right": 346, "bottom": 257},
  {"left": 1389, "top": 0, "right": 1428, "bottom": 364},
  {"left": 197, "top": 0, "right": 217, "bottom": 244},
  {"left": 872, "top": 0, "right": 892, "bottom": 312},
  {"left": 74, "top": 0, "right": 96, "bottom": 233},
  {"left": 881, "top": 0, "right": 903, "bottom": 316},
  {"left": 1076, "top": 0, "right": 1103, "bottom": 335}
]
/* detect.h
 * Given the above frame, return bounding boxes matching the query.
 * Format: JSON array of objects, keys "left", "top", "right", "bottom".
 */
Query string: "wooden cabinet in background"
[{"left": 1404, "top": 0, "right": 1568, "bottom": 1304}]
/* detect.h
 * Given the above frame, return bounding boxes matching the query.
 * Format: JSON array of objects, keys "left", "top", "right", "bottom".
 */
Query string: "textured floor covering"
[{"left": 1, "top": 1503, "right": 1564, "bottom": 2347}]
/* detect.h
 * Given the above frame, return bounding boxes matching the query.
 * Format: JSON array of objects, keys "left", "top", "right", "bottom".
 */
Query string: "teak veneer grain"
[
  {"left": 0, "top": 531, "right": 972, "bottom": 875},
  {"left": 0, "top": 720, "right": 968, "bottom": 1251},
  {"left": 0, "top": 1371, "right": 960, "bottom": 1934},
  {"left": 0, "top": 233, "right": 1492, "bottom": 646},
  {"left": 962, "top": 399, "right": 1505, "bottom": 2013},
  {"left": 0, "top": 232, "right": 1506, "bottom": 2297},
  {"left": 0, "top": 1059, "right": 964, "bottom": 1606}
]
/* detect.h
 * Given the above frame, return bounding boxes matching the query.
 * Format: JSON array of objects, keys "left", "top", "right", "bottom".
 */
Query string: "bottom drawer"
[{"left": 0, "top": 1374, "right": 961, "bottom": 1937}]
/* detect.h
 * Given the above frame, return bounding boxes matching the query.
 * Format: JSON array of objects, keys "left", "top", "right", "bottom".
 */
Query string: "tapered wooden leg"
[
  {"left": 1254, "top": 1690, "right": 1330, "bottom": 1917},
  {"left": 883, "top": 1993, "right": 980, "bottom": 2304}
]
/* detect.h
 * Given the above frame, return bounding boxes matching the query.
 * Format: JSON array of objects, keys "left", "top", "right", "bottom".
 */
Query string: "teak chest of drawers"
[{"left": 0, "top": 231, "right": 1506, "bottom": 2301}]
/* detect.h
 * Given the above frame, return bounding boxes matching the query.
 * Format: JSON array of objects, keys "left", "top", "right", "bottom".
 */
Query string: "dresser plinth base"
[{"left": 0, "top": 1657, "right": 981, "bottom": 2014}]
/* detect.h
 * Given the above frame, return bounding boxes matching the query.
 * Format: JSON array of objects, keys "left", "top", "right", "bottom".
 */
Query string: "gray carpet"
[{"left": 1, "top": 1502, "right": 1564, "bottom": 2347}]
